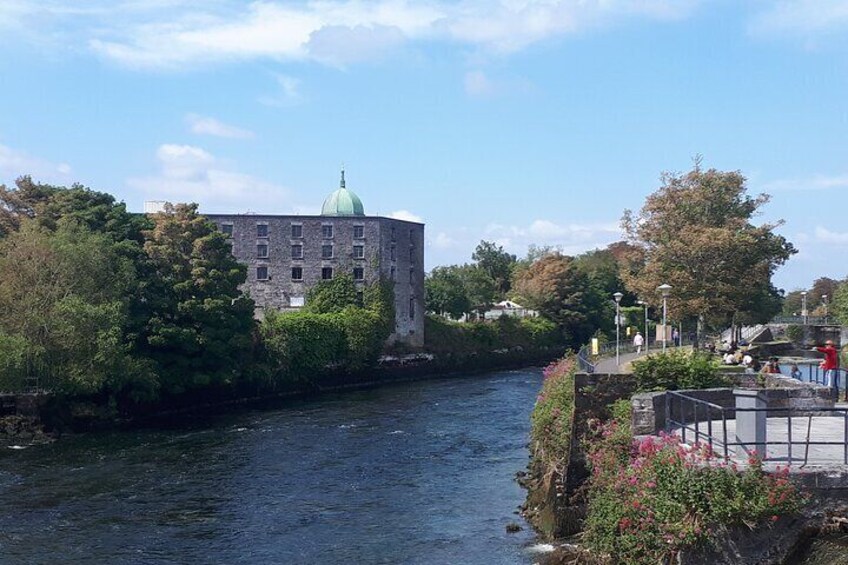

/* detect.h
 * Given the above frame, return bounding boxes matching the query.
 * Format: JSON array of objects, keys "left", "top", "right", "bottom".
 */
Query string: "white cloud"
[
  {"left": 389, "top": 209, "right": 424, "bottom": 223},
  {"left": 814, "top": 226, "right": 848, "bottom": 244},
  {"left": 763, "top": 173, "right": 848, "bottom": 192},
  {"left": 1, "top": 0, "right": 701, "bottom": 70},
  {"left": 432, "top": 231, "right": 455, "bottom": 249},
  {"left": 750, "top": 0, "right": 848, "bottom": 37},
  {"left": 186, "top": 113, "right": 254, "bottom": 139},
  {"left": 258, "top": 73, "right": 302, "bottom": 107},
  {"left": 0, "top": 141, "right": 72, "bottom": 183},
  {"left": 127, "top": 143, "right": 289, "bottom": 213}
]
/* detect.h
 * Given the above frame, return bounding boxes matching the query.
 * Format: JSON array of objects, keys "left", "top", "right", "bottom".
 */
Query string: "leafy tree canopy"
[
  {"left": 513, "top": 252, "right": 608, "bottom": 346},
  {"left": 472, "top": 240, "right": 516, "bottom": 297},
  {"left": 621, "top": 163, "right": 796, "bottom": 328}
]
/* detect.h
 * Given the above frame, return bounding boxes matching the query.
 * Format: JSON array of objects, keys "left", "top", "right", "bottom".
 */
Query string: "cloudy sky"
[{"left": 1, "top": 0, "right": 847, "bottom": 290}]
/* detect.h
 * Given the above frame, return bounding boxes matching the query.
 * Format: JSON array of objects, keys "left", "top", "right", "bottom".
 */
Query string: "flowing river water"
[{"left": 0, "top": 369, "right": 545, "bottom": 564}]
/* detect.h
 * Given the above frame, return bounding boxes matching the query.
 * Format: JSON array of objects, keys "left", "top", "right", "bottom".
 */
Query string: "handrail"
[{"left": 665, "top": 390, "right": 848, "bottom": 465}]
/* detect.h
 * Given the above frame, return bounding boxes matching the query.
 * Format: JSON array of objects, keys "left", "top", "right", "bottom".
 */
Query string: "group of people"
[{"left": 717, "top": 339, "right": 840, "bottom": 386}]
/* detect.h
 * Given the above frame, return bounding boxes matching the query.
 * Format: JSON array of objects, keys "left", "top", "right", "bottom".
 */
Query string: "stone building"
[{"left": 204, "top": 172, "right": 425, "bottom": 347}]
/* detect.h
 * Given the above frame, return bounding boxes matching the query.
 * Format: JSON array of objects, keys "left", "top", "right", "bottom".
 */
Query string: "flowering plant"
[{"left": 583, "top": 404, "right": 806, "bottom": 564}]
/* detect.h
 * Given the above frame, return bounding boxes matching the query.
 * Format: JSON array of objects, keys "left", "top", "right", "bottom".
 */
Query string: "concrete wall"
[
  {"left": 632, "top": 380, "right": 836, "bottom": 436},
  {"left": 205, "top": 213, "right": 425, "bottom": 346}
]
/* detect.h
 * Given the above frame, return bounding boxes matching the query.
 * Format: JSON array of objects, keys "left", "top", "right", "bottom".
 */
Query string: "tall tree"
[
  {"left": 621, "top": 165, "right": 795, "bottom": 328},
  {"left": 140, "top": 203, "right": 255, "bottom": 394},
  {"left": 472, "top": 240, "right": 516, "bottom": 296},
  {"left": 513, "top": 253, "right": 608, "bottom": 346},
  {"left": 425, "top": 266, "right": 472, "bottom": 319}
]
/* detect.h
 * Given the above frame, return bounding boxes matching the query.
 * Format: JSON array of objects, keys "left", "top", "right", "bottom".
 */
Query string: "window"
[
  {"left": 257, "top": 244, "right": 269, "bottom": 258},
  {"left": 291, "top": 223, "right": 302, "bottom": 238},
  {"left": 257, "top": 223, "right": 268, "bottom": 238},
  {"left": 390, "top": 266, "right": 396, "bottom": 281},
  {"left": 409, "top": 297, "right": 415, "bottom": 320},
  {"left": 221, "top": 223, "right": 233, "bottom": 237},
  {"left": 409, "top": 229, "right": 414, "bottom": 244},
  {"left": 391, "top": 227, "right": 396, "bottom": 241},
  {"left": 353, "top": 225, "right": 364, "bottom": 239},
  {"left": 257, "top": 266, "right": 269, "bottom": 280},
  {"left": 353, "top": 245, "right": 364, "bottom": 259},
  {"left": 291, "top": 267, "right": 303, "bottom": 281},
  {"left": 322, "top": 244, "right": 333, "bottom": 259},
  {"left": 290, "top": 296, "right": 304, "bottom": 308},
  {"left": 390, "top": 245, "right": 396, "bottom": 261},
  {"left": 409, "top": 247, "right": 415, "bottom": 262},
  {"left": 322, "top": 224, "right": 334, "bottom": 239},
  {"left": 321, "top": 267, "right": 333, "bottom": 280},
  {"left": 353, "top": 267, "right": 364, "bottom": 281},
  {"left": 291, "top": 244, "right": 303, "bottom": 259},
  {"left": 409, "top": 267, "right": 414, "bottom": 281}
]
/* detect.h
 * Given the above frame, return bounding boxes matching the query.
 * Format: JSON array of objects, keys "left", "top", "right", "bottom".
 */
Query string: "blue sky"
[{"left": 1, "top": 1, "right": 848, "bottom": 291}]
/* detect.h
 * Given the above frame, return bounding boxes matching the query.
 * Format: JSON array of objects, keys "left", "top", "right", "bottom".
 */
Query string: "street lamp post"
[
  {"left": 637, "top": 300, "right": 648, "bottom": 354},
  {"left": 823, "top": 294, "right": 828, "bottom": 324},
  {"left": 658, "top": 284, "right": 672, "bottom": 353},
  {"left": 801, "top": 291, "right": 808, "bottom": 325},
  {"left": 614, "top": 292, "right": 623, "bottom": 367}
]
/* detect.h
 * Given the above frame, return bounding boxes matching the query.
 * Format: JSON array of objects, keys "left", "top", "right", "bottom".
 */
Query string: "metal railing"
[
  {"left": 786, "top": 365, "right": 848, "bottom": 401},
  {"left": 666, "top": 391, "right": 848, "bottom": 465},
  {"left": 577, "top": 336, "right": 692, "bottom": 374},
  {"left": 770, "top": 315, "right": 832, "bottom": 325}
]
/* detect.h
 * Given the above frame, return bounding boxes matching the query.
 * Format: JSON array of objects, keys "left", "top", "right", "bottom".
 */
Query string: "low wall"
[{"left": 632, "top": 380, "right": 835, "bottom": 436}]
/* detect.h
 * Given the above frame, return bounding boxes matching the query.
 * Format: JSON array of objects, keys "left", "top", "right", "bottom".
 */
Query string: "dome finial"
[{"left": 340, "top": 164, "right": 346, "bottom": 189}]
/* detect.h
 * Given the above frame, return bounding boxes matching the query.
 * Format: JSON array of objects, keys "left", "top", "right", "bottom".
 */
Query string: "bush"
[
  {"left": 424, "top": 314, "right": 559, "bottom": 355},
  {"left": 785, "top": 324, "right": 804, "bottom": 344},
  {"left": 583, "top": 414, "right": 806, "bottom": 564},
  {"left": 632, "top": 350, "right": 728, "bottom": 392},
  {"left": 0, "top": 333, "right": 29, "bottom": 392},
  {"left": 530, "top": 356, "right": 577, "bottom": 471}
]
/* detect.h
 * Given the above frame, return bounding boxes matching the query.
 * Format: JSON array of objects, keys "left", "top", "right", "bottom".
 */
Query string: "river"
[{"left": 0, "top": 369, "right": 544, "bottom": 564}]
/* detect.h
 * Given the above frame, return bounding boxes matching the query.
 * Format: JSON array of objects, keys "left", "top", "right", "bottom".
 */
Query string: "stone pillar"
[{"left": 734, "top": 389, "right": 766, "bottom": 460}]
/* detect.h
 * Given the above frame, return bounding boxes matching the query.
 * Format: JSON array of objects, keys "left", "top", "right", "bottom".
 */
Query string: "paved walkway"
[
  {"left": 674, "top": 415, "right": 848, "bottom": 467},
  {"left": 594, "top": 345, "right": 685, "bottom": 373}
]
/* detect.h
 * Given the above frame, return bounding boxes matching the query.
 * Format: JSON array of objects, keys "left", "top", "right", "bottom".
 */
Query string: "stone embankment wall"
[{"left": 632, "top": 378, "right": 835, "bottom": 436}]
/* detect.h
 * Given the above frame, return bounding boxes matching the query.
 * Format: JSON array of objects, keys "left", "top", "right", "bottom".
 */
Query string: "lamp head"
[
  {"left": 657, "top": 283, "right": 672, "bottom": 297},
  {"left": 613, "top": 292, "right": 623, "bottom": 303}
]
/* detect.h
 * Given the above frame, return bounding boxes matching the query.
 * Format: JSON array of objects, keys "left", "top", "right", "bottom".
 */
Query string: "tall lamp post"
[
  {"left": 801, "top": 291, "right": 808, "bottom": 325},
  {"left": 637, "top": 300, "right": 649, "bottom": 354},
  {"left": 614, "top": 292, "right": 623, "bottom": 367},
  {"left": 658, "top": 284, "right": 672, "bottom": 353},
  {"left": 823, "top": 294, "right": 828, "bottom": 324}
]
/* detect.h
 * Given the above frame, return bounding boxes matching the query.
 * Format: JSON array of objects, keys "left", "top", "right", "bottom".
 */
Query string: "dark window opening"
[{"left": 321, "top": 267, "right": 333, "bottom": 280}]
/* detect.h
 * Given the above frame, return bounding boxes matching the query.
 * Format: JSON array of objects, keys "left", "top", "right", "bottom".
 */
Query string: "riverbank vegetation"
[
  {"left": 527, "top": 351, "right": 807, "bottom": 563},
  {"left": 0, "top": 178, "right": 565, "bottom": 426},
  {"left": 583, "top": 404, "right": 805, "bottom": 564}
]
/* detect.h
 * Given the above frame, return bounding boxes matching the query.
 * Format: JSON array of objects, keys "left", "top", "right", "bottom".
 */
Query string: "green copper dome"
[{"left": 321, "top": 170, "right": 365, "bottom": 216}]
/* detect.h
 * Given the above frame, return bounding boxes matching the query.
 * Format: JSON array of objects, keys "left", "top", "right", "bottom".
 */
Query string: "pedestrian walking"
[{"left": 633, "top": 331, "right": 644, "bottom": 354}]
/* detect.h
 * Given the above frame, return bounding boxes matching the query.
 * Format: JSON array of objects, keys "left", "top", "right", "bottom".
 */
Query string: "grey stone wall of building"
[{"left": 205, "top": 214, "right": 425, "bottom": 347}]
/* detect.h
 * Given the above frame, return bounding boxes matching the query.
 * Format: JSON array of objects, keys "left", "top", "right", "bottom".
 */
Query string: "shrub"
[
  {"left": 632, "top": 350, "right": 728, "bottom": 392},
  {"left": 583, "top": 413, "right": 806, "bottom": 564},
  {"left": 530, "top": 355, "right": 577, "bottom": 472},
  {"left": 0, "top": 333, "right": 29, "bottom": 392},
  {"left": 785, "top": 324, "right": 804, "bottom": 344},
  {"left": 424, "top": 314, "right": 560, "bottom": 355}
]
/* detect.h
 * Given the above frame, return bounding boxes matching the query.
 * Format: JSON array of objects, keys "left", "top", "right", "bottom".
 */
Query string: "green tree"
[
  {"left": 456, "top": 264, "right": 498, "bottom": 316},
  {"left": 0, "top": 220, "right": 156, "bottom": 397},
  {"left": 832, "top": 281, "right": 848, "bottom": 325},
  {"left": 472, "top": 240, "right": 516, "bottom": 296},
  {"left": 425, "top": 266, "right": 472, "bottom": 319},
  {"left": 513, "top": 253, "right": 608, "bottom": 346},
  {"left": 140, "top": 203, "right": 255, "bottom": 394},
  {"left": 621, "top": 164, "right": 796, "bottom": 329}
]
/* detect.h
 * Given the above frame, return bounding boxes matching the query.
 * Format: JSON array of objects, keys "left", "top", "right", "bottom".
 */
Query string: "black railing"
[{"left": 666, "top": 391, "right": 848, "bottom": 466}]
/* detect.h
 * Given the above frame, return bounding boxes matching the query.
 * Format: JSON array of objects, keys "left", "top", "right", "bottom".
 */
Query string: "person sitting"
[
  {"left": 742, "top": 352, "right": 754, "bottom": 367},
  {"left": 790, "top": 364, "right": 803, "bottom": 380},
  {"left": 723, "top": 352, "right": 736, "bottom": 365},
  {"left": 770, "top": 357, "right": 782, "bottom": 374}
]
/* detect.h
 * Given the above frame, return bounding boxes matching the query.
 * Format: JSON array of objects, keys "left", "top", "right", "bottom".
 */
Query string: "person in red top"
[{"left": 815, "top": 339, "right": 840, "bottom": 388}]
